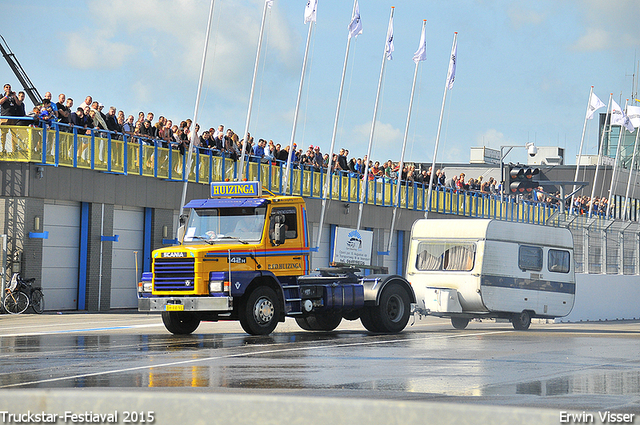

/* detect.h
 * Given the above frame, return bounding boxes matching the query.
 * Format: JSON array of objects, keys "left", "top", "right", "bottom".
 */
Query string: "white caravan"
[{"left": 406, "top": 219, "right": 575, "bottom": 330}]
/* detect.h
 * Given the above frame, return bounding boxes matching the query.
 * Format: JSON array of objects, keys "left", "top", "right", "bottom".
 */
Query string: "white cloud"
[
  {"left": 571, "top": 0, "right": 640, "bottom": 52},
  {"left": 507, "top": 7, "right": 545, "bottom": 30},
  {"left": 476, "top": 128, "right": 510, "bottom": 149},
  {"left": 63, "top": 0, "right": 298, "bottom": 96},
  {"left": 572, "top": 27, "right": 610, "bottom": 52},
  {"left": 64, "top": 31, "right": 135, "bottom": 69},
  {"left": 349, "top": 121, "right": 403, "bottom": 159}
]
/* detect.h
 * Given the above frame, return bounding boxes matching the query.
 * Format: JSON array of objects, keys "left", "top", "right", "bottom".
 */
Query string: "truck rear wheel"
[
  {"left": 162, "top": 311, "right": 200, "bottom": 335},
  {"left": 511, "top": 310, "right": 532, "bottom": 330},
  {"left": 451, "top": 317, "right": 470, "bottom": 330},
  {"left": 296, "top": 312, "right": 342, "bottom": 331},
  {"left": 239, "top": 286, "right": 280, "bottom": 335},
  {"left": 362, "top": 283, "right": 411, "bottom": 334},
  {"left": 359, "top": 308, "right": 381, "bottom": 333}
]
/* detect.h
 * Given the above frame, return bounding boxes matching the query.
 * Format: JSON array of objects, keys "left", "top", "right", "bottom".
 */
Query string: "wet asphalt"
[{"left": 0, "top": 312, "right": 639, "bottom": 414}]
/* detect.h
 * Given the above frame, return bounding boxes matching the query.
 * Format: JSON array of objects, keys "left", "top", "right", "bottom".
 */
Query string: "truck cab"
[{"left": 139, "top": 181, "right": 309, "bottom": 335}]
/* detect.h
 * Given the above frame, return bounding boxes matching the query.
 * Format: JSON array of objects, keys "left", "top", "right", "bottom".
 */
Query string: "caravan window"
[
  {"left": 415, "top": 242, "right": 475, "bottom": 271},
  {"left": 548, "top": 249, "right": 570, "bottom": 273},
  {"left": 518, "top": 245, "right": 542, "bottom": 271}
]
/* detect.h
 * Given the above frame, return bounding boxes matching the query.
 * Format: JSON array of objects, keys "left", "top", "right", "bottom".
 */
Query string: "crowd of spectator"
[{"left": 1, "top": 86, "right": 615, "bottom": 217}]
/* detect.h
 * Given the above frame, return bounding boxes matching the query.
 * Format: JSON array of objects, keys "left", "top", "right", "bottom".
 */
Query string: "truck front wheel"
[
  {"left": 162, "top": 311, "right": 200, "bottom": 335},
  {"left": 239, "top": 286, "right": 280, "bottom": 335}
]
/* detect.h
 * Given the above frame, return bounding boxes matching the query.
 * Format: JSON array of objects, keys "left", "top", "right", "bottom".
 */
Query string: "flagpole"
[
  {"left": 588, "top": 93, "right": 613, "bottom": 218},
  {"left": 570, "top": 86, "right": 594, "bottom": 215},
  {"left": 606, "top": 99, "right": 629, "bottom": 219},
  {"left": 283, "top": 11, "right": 315, "bottom": 195},
  {"left": 623, "top": 122, "right": 640, "bottom": 220},
  {"left": 387, "top": 19, "right": 426, "bottom": 253},
  {"left": 238, "top": 0, "right": 271, "bottom": 181},
  {"left": 179, "top": 0, "right": 215, "bottom": 220},
  {"left": 425, "top": 31, "right": 457, "bottom": 220},
  {"left": 356, "top": 6, "right": 394, "bottom": 231},
  {"left": 315, "top": 0, "right": 359, "bottom": 251}
]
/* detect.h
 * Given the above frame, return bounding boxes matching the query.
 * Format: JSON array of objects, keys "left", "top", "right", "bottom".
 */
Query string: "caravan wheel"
[
  {"left": 451, "top": 317, "right": 469, "bottom": 330},
  {"left": 511, "top": 310, "right": 532, "bottom": 330}
]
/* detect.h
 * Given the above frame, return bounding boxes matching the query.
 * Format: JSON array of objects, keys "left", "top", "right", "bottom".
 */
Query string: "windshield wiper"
[
  {"left": 219, "top": 236, "right": 249, "bottom": 244},
  {"left": 191, "top": 236, "right": 215, "bottom": 245}
]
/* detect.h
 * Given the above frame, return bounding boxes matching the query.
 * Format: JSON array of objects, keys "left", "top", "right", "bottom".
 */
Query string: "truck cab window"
[
  {"left": 548, "top": 249, "right": 570, "bottom": 273},
  {"left": 518, "top": 245, "right": 543, "bottom": 271},
  {"left": 270, "top": 207, "right": 297, "bottom": 241}
]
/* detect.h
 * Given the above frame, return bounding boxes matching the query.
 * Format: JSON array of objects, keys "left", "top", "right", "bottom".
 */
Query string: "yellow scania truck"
[{"left": 138, "top": 181, "right": 415, "bottom": 335}]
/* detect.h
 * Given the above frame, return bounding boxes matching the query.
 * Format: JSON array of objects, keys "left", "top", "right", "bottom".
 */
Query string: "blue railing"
[{"left": 0, "top": 121, "right": 561, "bottom": 224}]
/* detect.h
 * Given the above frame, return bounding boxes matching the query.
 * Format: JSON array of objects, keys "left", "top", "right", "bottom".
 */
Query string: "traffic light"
[{"left": 509, "top": 166, "right": 539, "bottom": 193}]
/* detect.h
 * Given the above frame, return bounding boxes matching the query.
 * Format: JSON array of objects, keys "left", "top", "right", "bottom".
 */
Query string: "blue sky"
[{"left": 3, "top": 0, "right": 639, "bottom": 165}]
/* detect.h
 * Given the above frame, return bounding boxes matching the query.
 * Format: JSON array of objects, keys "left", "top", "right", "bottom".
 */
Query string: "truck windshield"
[{"left": 184, "top": 207, "right": 266, "bottom": 244}]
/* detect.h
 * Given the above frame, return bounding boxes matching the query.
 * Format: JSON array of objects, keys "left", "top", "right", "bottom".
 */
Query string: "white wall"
[{"left": 556, "top": 273, "right": 640, "bottom": 322}]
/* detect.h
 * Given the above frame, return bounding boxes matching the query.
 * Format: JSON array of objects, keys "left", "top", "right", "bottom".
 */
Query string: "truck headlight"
[
  {"left": 138, "top": 281, "right": 153, "bottom": 293},
  {"left": 209, "top": 280, "right": 225, "bottom": 293}
]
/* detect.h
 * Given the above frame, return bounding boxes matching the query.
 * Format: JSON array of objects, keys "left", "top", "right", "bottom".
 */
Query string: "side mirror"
[
  {"left": 271, "top": 215, "right": 286, "bottom": 246},
  {"left": 177, "top": 225, "right": 186, "bottom": 243}
]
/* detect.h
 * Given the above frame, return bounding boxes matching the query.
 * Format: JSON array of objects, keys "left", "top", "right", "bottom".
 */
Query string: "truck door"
[{"left": 268, "top": 206, "right": 308, "bottom": 278}]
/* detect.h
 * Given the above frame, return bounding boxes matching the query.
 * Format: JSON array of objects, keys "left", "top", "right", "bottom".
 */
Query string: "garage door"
[
  {"left": 41, "top": 201, "right": 81, "bottom": 311},
  {"left": 111, "top": 207, "right": 144, "bottom": 308}
]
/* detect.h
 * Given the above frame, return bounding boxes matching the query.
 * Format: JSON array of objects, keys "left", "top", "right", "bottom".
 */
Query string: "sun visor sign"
[{"left": 210, "top": 181, "right": 261, "bottom": 198}]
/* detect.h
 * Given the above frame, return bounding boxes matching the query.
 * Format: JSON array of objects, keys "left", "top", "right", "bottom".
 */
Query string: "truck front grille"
[{"left": 153, "top": 257, "right": 196, "bottom": 291}]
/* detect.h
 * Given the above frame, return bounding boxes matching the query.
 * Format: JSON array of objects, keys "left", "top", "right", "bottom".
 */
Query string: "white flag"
[
  {"left": 586, "top": 92, "right": 605, "bottom": 120},
  {"left": 446, "top": 33, "right": 457, "bottom": 90},
  {"left": 622, "top": 112, "right": 635, "bottom": 133},
  {"left": 611, "top": 100, "right": 635, "bottom": 133},
  {"left": 413, "top": 22, "right": 427, "bottom": 64},
  {"left": 611, "top": 100, "right": 625, "bottom": 126},
  {"left": 304, "top": 0, "right": 317, "bottom": 24},
  {"left": 348, "top": 0, "right": 362, "bottom": 39},
  {"left": 266, "top": 0, "right": 273, "bottom": 8},
  {"left": 626, "top": 105, "right": 640, "bottom": 129},
  {"left": 385, "top": 15, "right": 394, "bottom": 60}
]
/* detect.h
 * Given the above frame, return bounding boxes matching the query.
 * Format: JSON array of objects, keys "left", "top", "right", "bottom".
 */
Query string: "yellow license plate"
[{"left": 165, "top": 304, "right": 184, "bottom": 311}]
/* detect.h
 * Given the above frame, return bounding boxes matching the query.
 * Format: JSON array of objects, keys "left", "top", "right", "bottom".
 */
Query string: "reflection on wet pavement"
[{"left": 1, "top": 316, "right": 639, "bottom": 412}]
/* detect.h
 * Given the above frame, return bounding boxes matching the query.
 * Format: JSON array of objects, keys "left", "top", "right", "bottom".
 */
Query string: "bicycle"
[{"left": 3, "top": 273, "right": 44, "bottom": 314}]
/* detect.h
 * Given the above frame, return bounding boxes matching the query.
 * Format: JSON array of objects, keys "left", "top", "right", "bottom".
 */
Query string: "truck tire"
[
  {"left": 239, "top": 286, "right": 280, "bottom": 335},
  {"left": 162, "top": 311, "right": 200, "bottom": 335},
  {"left": 296, "top": 312, "right": 342, "bottom": 331},
  {"left": 451, "top": 317, "right": 469, "bottom": 330},
  {"left": 342, "top": 310, "right": 360, "bottom": 321},
  {"left": 295, "top": 317, "right": 314, "bottom": 331},
  {"left": 363, "top": 283, "right": 411, "bottom": 334},
  {"left": 511, "top": 310, "right": 532, "bottom": 330},
  {"left": 359, "top": 307, "right": 381, "bottom": 333}
]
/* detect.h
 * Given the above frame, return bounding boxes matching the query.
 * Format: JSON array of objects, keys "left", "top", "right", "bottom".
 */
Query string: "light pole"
[{"left": 499, "top": 142, "right": 536, "bottom": 202}]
